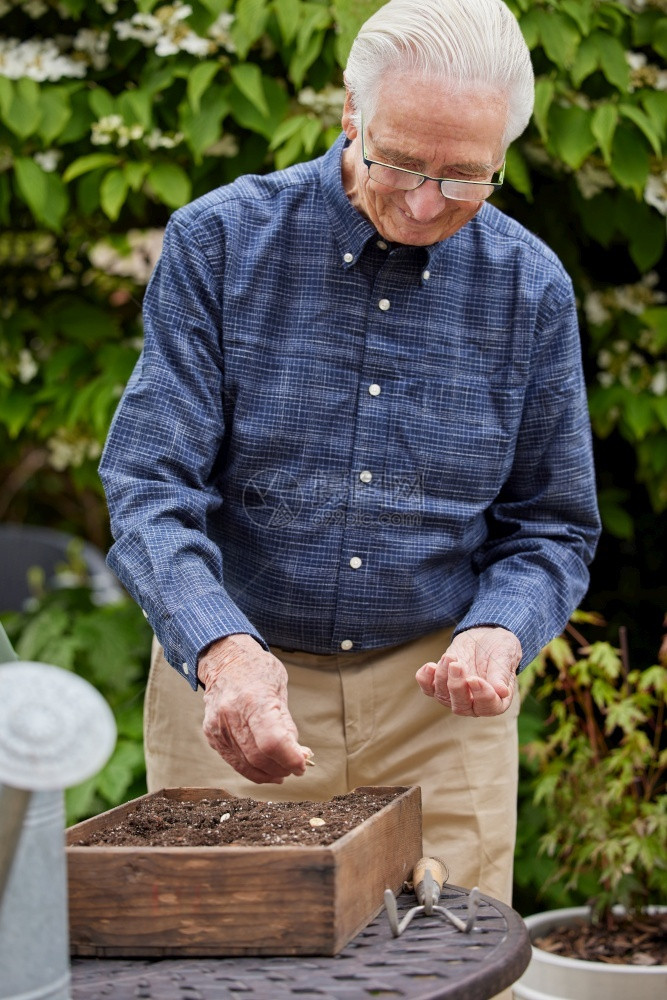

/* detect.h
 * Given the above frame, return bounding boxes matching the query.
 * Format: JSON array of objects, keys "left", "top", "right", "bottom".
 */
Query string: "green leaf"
[
  {"left": 653, "top": 17, "right": 667, "bottom": 60},
  {"left": 289, "top": 27, "right": 326, "bottom": 88},
  {"left": 610, "top": 124, "right": 650, "bottom": 197},
  {"left": 640, "top": 90, "right": 667, "bottom": 143},
  {"left": 95, "top": 740, "right": 144, "bottom": 805},
  {"left": 591, "top": 104, "right": 618, "bottom": 165},
  {"left": 623, "top": 394, "right": 657, "bottom": 441},
  {"left": 537, "top": 10, "right": 580, "bottom": 69},
  {"left": 123, "top": 161, "right": 150, "bottom": 192},
  {"left": 595, "top": 33, "right": 630, "bottom": 92},
  {"left": 227, "top": 74, "right": 289, "bottom": 140},
  {"left": 147, "top": 162, "right": 192, "bottom": 208},
  {"left": 571, "top": 36, "right": 599, "bottom": 88},
  {"left": 549, "top": 105, "right": 596, "bottom": 170},
  {"left": 274, "top": 0, "right": 300, "bottom": 45},
  {"left": 560, "top": 0, "right": 593, "bottom": 35},
  {"left": 37, "top": 87, "right": 71, "bottom": 145},
  {"left": 229, "top": 63, "right": 270, "bottom": 118},
  {"left": 619, "top": 104, "right": 662, "bottom": 157},
  {"left": 230, "top": 0, "right": 270, "bottom": 59},
  {"left": 628, "top": 211, "right": 665, "bottom": 273},
  {"left": 14, "top": 157, "right": 68, "bottom": 231},
  {"left": 268, "top": 113, "right": 312, "bottom": 150},
  {"left": 88, "top": 88, "right": 115, "bottom": 120},
  {"left": 505, "top": 143, "right": 532, "bottom": 198},
  {"left": 58, "top": 88, "right": 94, "bottom": 144},
  {"left": 0, "top": 393, "right": 34, "bottom": 438},
  {"left": 187, "top": 61, "right": 220, "bottom": 114},
  {"left": 332, "top": 0, "right": 385, "bottom": 66},
  {"left": 3, "top": 78, "right": 42, "bottom": 139},
  {"left": 532, "top": 78, "right": 554, "bottom": 143},
  {"left": 518, "top": 7, "right": 540, "bottom": 50},
  {"left": 117, "top": 88, "right": 153, "bottom": 129},
  {"left": 63, "top": 152, "right": 121, "bottom": 183},
  {"left": 180, "top": 85, "right": 231, "bottom": 161},
  {"left": 100, "top": 169, "right": 129, "bottom": 221}
]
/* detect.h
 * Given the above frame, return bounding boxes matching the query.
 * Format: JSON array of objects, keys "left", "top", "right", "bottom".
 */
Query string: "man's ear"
[{"left": 341, "top": 85, "right": 358, "bottom": 141}]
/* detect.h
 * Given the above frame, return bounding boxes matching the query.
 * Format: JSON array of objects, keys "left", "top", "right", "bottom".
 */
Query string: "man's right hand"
[{"left": 197, "top": 633, "right": 310, "bottom": 784}]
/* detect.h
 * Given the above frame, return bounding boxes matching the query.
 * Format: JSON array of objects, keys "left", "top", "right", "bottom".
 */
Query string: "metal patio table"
[{"left": 70, "top": 884, "right": 531, "bottom": 1000}]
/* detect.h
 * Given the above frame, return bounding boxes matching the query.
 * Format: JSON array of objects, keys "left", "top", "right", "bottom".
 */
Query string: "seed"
[
  {"left": 219, "top": 813, "right": 231, "bottom": 822},
  {"left": 309, "top": 817, "right": 326, "bottom": 827}
]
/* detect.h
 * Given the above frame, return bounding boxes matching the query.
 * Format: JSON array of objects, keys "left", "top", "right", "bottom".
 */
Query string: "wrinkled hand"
[
  {"left": 197, "top": 633, "right": 311, "bottom": 783},
  {"left": 415, "top": 626, "right": 521, "bottom": 717}
]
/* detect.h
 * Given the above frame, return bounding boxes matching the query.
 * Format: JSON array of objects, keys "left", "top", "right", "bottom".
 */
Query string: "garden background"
[{"left": 0, "top": 0, "right": 665, "bottom": 915}]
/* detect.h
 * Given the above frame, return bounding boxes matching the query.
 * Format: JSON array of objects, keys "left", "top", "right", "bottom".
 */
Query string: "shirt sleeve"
[
  {"left": 98, "top": 216, "right": 267, "bottom": 690},
  {"left": 453, "top": 278, "right": 601, "bottom": 668}
]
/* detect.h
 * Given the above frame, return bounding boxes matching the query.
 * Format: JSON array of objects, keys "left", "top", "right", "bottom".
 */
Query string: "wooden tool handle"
[{"left": 413, "top": 856, "right": 448, "bottom": 895}]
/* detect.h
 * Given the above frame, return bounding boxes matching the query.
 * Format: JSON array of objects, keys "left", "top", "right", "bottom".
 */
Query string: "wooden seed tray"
[{"left": 66, "top": 785, "right": 422, "bottom": 957}]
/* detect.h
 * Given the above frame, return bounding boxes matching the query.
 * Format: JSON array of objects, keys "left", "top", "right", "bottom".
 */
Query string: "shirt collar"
[{"left": 321, "top": 133, "right": 376, "bottom": 267}]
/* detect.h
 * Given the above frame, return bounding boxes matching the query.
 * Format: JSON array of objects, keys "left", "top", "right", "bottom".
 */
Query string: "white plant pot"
[{"left": 513, "top": 906, "right": 667, "bottom": 1000}]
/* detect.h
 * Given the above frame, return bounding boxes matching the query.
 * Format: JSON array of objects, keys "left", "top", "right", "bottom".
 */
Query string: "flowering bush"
[{"left": 0, "top": 0, "right": 665, "bottom": 622}]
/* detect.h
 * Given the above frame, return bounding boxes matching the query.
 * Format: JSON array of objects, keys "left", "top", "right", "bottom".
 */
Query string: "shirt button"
[
  {"left": 349, "top": 556, "right": 363, "bottom": 569},
  {"left": 340, "top": 639, "right": 354, "bottom": 651},
  {"left": 376, "top": 240, "right": 388, "bottom": 250},
  {"left": 182, "top": 662, "right": 189, "bottom": 675},
  {"left": 368, "top": 383, "right": 382, "bottom": 396},
  {"left": 343, "top": 252, "right": 354, "bottom": 263},
  {"left": 422, "top": 270, "right": 431, "bottom": 280},
  {"left": 378, "top": 298, "right": 390, "bottom": 311},
  {"left": 359, "top": 470, "right": 373, "bottom": 483}
]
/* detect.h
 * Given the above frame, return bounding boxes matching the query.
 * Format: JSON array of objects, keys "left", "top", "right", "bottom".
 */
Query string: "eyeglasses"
[{"left": 360, "top": 120, "right": 505, "bottom": 203}]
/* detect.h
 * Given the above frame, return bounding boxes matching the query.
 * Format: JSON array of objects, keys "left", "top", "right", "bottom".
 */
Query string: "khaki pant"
[{"left": 144, "top": 626, "right": 520, "bottom": 904}]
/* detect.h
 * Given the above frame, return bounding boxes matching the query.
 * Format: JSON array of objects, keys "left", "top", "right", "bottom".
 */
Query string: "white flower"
[
  {"left": 114, "top": 3, "right": 212, "bottom": 58},
  {"left": 597, "top": 372, "right": 615, "bottom": 388},
  {"left": 0, "top": 38, "right": 87, "bottom": 81},
  {"left": 47, "top": 430, "right": 101, "bottom": 471},
  {"left": 34, "top": 149, "right": 61, "bottom": 172},
  {"left": 17, "top": 349, "right": 38, "bottom": 384},
  {"left": 204, "top": 134, "right": 239, "bottom": 158},
  {"left": 144, "top": 128, "right": 184, "bottom": 150},
  {"left": 23, "top": 0, "right": 48, "bottom": 18},
  {"left": 207, "top": 11, "right": 236, "bottom": 52},
  {"left": 584, "top": 292, "right": 611, "bottom": 326},
  {"left": 651, "top": 369, "right": 667, "bottom": 396},
  {"left": 73, "top": 28, "right": 110, "bottom": 71},
  {"left": 297, "top": 85, "right": 346, "bottom": 128},
  {"left": 88, "top": 229, "right": 165, "bottom": 285},
  {"left": 644, "top": 172, "right": 667, "bottom": 216},
  {"left": 575, "top": 163, "right": 615, "bottom": 200}
]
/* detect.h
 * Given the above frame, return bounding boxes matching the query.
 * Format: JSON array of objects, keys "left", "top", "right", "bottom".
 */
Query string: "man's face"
[{"left": 341, "top": 74, "right": 507, "bottom": 246}]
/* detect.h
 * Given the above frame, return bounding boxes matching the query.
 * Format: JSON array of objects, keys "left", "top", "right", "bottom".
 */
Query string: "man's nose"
[{"left": 403, "top": 180, "right": 446, "bottom": 221}]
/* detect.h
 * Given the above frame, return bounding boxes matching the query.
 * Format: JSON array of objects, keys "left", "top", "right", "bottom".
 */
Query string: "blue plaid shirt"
[{"left": 99, "top": 134, "right": 600, "bottom": 690}]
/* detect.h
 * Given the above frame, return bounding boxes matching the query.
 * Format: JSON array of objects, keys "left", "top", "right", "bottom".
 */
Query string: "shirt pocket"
[{"left": 391, "top": 374, "right": 524, "bottom": 506}]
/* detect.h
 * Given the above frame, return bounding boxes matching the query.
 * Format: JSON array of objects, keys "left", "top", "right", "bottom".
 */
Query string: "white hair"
[{"left": 344, "top": 0, "right": 534, "bottom": 150}]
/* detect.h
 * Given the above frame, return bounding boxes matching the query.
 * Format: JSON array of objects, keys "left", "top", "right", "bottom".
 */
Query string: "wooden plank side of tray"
[
  {"left": 67, "top": 843, "right": 336, "bottom": 957},
  {"left": 331, "top": 785, "right": 422, "bottom": 953}
]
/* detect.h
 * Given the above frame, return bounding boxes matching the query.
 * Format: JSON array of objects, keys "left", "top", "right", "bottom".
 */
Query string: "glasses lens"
[
  {"left": 440, "top": 181, "right": 495, "bottom": 202},
  {"left": 368, "top": 163, "right": 421, "bottom": 190}
]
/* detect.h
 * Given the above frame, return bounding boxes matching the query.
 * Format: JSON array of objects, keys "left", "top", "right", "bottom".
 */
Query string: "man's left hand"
[{"left": 415, "top": 626, "right": 521, "bottom": 717}]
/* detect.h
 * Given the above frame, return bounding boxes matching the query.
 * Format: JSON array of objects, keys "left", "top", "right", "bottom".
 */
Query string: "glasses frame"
[{"left": 360, "top": 118, "right": 505, "bottom": 202}]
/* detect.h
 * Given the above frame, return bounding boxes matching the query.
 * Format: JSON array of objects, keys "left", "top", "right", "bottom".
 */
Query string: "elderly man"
[{"left": 100, "top": 0, "right": 600, "bottom": 907}]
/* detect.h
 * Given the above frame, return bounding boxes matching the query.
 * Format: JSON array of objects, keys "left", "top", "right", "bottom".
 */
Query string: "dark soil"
[
  {"left": 534, "top": 912, "right": 667, "bottom": 966},
  {"left": 69, "top": 790, "right": 400, "bottom": 848}
]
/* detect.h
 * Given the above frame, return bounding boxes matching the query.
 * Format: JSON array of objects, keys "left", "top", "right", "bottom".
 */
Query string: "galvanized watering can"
[{"left": 0, "top": 627, "right": 116, "bottom": 1000}]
